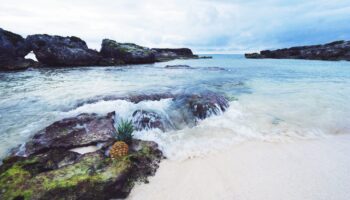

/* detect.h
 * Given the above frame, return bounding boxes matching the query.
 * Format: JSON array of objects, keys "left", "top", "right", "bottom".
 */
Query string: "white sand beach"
[{"left": 129, "top": 134, "right": 350, "bottom": 200}]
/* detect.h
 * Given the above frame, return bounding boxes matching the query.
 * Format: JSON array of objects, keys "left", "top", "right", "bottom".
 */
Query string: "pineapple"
[
  {"left": 110, "top": 141, "right": 129, "bottom": 158},
  {"left": 109, "top": 119, "right": 134, "bottom": 159}
]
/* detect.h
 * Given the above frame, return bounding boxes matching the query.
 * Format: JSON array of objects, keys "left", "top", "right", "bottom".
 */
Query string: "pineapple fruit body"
[{"left": 110, "top": 141, "right": 129, "bottom": 158}]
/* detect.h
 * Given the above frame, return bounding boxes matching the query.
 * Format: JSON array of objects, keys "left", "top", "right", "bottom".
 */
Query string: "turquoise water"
[{"left": 1, "top": 55, "right": 350, "bottom": 159}]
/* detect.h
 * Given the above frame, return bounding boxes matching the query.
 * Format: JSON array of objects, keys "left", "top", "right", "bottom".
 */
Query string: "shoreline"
[{"left": 129, "top": 134, "right": 350, "bottom": 200}]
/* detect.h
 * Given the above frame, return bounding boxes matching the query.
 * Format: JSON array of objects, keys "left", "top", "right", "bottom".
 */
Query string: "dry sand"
[{"left": 128, "top": 134, "right": 350, "bottom": 200}]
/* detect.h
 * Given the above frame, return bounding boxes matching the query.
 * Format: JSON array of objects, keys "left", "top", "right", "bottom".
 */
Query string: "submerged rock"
[
  {"left": 17, "top": 112, "right": 116, "bottom": 156},
  {"left": 132, "top": 110, "right": 173, "bottom": 131},
  {"left": 164, "top": 64, "right": 193, "bottom": 69},
  {"left": 75, "top": 92, "right": 176, "bottom": 108},
  {"left": 26, "top": 34, "right": 101, "bottom": 66},
  {"left": 151, "top": 48, "right": 198, "bottom": 61},
  {"left": 100, "top": 39, "right": 155, "bottom": 64},
  {"left": 172, "top": 91, "right": 229, "bottom": 121},
  {"left": 245, "top": 40, "right": 350, "bottom": 61}
]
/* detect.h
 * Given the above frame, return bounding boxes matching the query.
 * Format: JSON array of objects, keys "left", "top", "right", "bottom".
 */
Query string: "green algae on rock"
[
  {"left": 100, "top": 39, "right": 156, "bottom": 64},
  {"left": 0, "top": 140, "right": 162, "bottom": 200},
  {"left": 0, "top": 112, "right": 163, "bottom": 200}
]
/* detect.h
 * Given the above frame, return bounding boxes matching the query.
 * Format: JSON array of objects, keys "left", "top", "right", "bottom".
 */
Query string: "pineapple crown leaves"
[{"left": 116, "top": 118, "right": 134, "bottom": 144}]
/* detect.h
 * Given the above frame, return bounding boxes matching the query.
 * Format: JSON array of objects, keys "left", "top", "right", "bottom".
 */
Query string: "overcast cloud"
[{"left": 1, "top": 0, "right": 349, "bottom": 53}]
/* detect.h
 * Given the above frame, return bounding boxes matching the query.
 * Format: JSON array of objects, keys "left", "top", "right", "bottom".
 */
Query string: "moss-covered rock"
[
  {"left": 0, "top": 140, "right": 162, "bottom": 200},
  {"left": 100, "top": 39, "right": 156, "bottom": 64}
]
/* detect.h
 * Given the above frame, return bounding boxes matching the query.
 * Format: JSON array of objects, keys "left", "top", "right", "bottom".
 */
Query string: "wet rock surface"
[
  {"left": 245, "top": 40, "right": 350, "bottom": 61},
  {"left": 75, "top": 90, "right": 229, "bottom": 130},
  {"left": 172, "top": 91, "right": 229, "bottom": 121},
  {"left": 16, "top": 112, "right": 117, "bottom": 157},
  {"left": 132, "top": 110, "right": 173, "bottom": 132},
  {"left": 100, "top": 39, "right": 155, "bottom": 64},
  {"left": 164, "top": 64, "right": 193, "bottom": 69},
  {"left": 0, "top": 112, "right": 163, "bottom": 200},
  {"left": 26, "top": 34, "right": 102, "bottom": 66},
  {"left": 75, "top": 92, "right": 176, "bottom": 108}
]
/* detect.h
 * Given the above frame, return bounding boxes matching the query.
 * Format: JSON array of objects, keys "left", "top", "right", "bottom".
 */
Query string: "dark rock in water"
[
  {"left": 0, "top": 139, "right": 162, "bottom": 200},
  {"left": 26, "top": 34, "right": 101, "bottom": 66},
  {"left": 0, "top": 57, "right": 40, "bottom": 71},
  {"left": 132, "top": 110, "right": 173, "bottom": 131},
  {"left": 245, "top": 40, "right": 350, "bottom": 61},
  {"left": 204, "top": 66, "right": 226, "bottom": 71},
  {"left": 0, "top": 28, "right": 34, "bottom": 70},
  {"left": 75, "top": 92, "right": 176, "bottom": 108},
  {"left": 18, "top": 112, "right": 116, "bottom": 156},
  {"left": 164, "top": 64, "right": 193, "bottom": 69},
  {"left": 198, "top": 56, "right": 212, "bottom": 59},
  {"left": 152, "top": 48, "right": 199, "bottom": 61},
  {"left": 100, "top": 39, "right": 155, "bottom": 64},
  {"left": 172, "top": 91, "right": 229, "bottom": 122},
  {"left": 244, "top": 53, "right": 262, "bottom": 59}
]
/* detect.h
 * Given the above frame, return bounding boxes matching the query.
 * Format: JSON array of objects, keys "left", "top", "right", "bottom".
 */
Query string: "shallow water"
[{"left": 1, "top": 55, "right": 350, "bottom": 159}]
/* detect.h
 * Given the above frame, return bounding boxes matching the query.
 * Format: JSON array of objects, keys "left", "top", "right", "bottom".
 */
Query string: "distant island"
[
  {"left": 0, "top": 28, "right": 211, "bottom": 71},
  {"left": 245, "top": 40, "right": 350, "bottom": 61}
]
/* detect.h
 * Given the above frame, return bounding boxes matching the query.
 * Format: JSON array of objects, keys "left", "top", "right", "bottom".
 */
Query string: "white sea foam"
[{"left": 62, "top": 98, "right": 173, "bottom": 120}]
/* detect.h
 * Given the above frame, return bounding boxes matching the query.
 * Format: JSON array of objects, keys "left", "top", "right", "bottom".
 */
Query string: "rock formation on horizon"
[
  {"left": 0, "top": 28, "right": 39, "bottom": 70},
  {"left": 245, "top": 40, "right": 350, "bottom": 61},
  {"left": 0, "top": 27, "right": 201, "bottom": 71}
]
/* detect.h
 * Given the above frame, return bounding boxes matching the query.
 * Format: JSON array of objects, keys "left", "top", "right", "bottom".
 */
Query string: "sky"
[{"left": 0, "top": 0, "right": 350, "bottom": 53}]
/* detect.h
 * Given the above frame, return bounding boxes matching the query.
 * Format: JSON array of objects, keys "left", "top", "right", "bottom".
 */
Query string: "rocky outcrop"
[
  {"left": 100, "top": 39, "right": 155, "bottom": 64},
  {"left": 245, "top": 40, "right": 350, "bottom": 61},
  {"left": 0, "top": 113, "right": 163, "bottom": 200},
  {"left": 26, "top": 34, "right": 102, "bottom": 66},
  {"left": 0, "top": 28, "right": 39, "bottom": 70},
  {"left": 15, "top": 112, "right": 116, "bottom": 157},
  {"left": 0, "top": 27, "right": 201, "bottom": 70},
  {"left": 151, "top": 48, "right": 199, "bottom": 61}
]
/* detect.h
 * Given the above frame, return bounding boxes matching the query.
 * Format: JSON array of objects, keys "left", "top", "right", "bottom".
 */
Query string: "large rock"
[
  {"left": 26, "top": 34, "right": 101, "bottom": 66},
  {"left": 151, "top": 48, "right": 198, "bottom": 61},
  {"left": 0, "top": 28, "right": 29, "bottom": 58},
  {"left": 0, "top": 111, "right": 163, "bottom": 200},
  {"left": 245, "top": 40, "right": 350, "bottom": 61},
  {"left": 0, "top": 140, "right": 162, "bottom": 200},
  {"left": 0, "top": 28, "right": 36, "bottom": 70},
  {"left": 100, "top": 39, "right": 155, "bottom": 64},
  {"left": 16, "top": 112, "right": 116, "bottom": 156}
]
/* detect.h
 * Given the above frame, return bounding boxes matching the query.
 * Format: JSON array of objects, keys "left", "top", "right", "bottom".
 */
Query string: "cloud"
[{"left": 0, "top": 0, "right": 349, "bottom": 53}]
